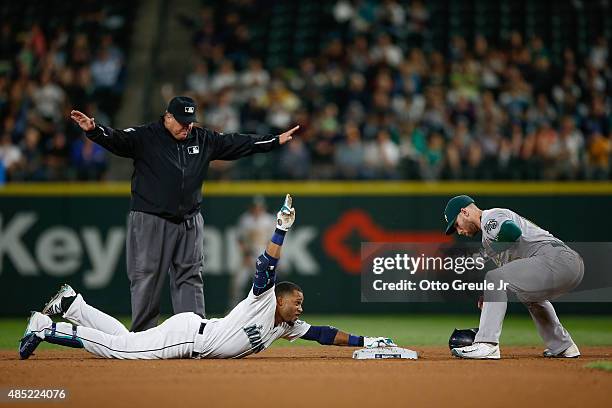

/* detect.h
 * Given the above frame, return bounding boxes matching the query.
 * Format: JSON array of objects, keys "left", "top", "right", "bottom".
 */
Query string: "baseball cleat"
[
  {"left": 42, "top": 284, "right": 76, "bottom": 316},
  {"left": 451, "top": 342, "right": 500, "bottom": 359},
  {"left": 543, "top": 342, "right": 580, "bottom": 358},
  {"left": 19, "top": 312, "right": 51, "bottom": 360}
]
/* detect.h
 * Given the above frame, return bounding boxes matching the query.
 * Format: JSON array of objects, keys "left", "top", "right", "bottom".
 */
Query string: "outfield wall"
[{"left": 1, "top": 182, "right": 611, "bottom": 316}]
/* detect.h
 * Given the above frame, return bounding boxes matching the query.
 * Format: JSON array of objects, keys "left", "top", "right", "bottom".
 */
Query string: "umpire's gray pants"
[
  {"left": 127, "top": 211, "right": 205, "bottom": 332},
  {"left": 474, "top": 243, "right": 584, "bottom": 354}
]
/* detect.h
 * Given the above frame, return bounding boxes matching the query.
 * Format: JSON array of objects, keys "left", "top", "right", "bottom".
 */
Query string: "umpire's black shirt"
[{"left": 85, "top": 119, "right": 280, "bottom": 222}]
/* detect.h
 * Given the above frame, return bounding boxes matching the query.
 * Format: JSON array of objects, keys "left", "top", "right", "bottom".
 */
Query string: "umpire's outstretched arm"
[
  {"left": 70, "top": 109, "right": 140, "bottom": 158},
  {"left": 209, "top": 125, "right": 299, "bottom": 161}
]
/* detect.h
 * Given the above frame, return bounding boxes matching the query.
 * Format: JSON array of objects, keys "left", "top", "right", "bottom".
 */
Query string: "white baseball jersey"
[
  {"left": 480, "top": 208, "right": 562, "bottom": 265},
  {"left": 195, "top": 287, "right": 311, "bottom": 359},
  {"left": 237, "top": 212, "right": 276, "bottom": 255}
]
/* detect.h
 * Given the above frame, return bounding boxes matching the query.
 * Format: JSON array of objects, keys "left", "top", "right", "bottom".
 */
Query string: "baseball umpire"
[
  {"left": 70, "top": 96, "right": 299, "bottom": 331},
  {"left": 443, "top": 195, "right": 584, "bottom": 359}
]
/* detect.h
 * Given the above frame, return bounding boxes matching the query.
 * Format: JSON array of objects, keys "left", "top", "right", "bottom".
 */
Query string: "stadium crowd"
[
  {"left": 0, "top": 3, "right": 131, "bottom": 183},
  {"left": 1, "top": 0, "right": 610, "bottom": 182}
]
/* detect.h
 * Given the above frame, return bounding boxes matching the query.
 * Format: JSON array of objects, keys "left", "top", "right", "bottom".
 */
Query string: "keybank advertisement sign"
[
  {"left": 1, "top": 192, "right": 610, "bottom": 314},
  {"left": 0, "top": 212, "right": 126, "bottom": 288},
  {"left": 0, "top": 212, "right": 319, "bottom": 289}
]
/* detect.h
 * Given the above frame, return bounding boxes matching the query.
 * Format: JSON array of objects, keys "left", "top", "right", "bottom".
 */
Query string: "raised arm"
[
  {"left": 70, "top": 110, "right": 140, "bottom": 158},
  {"left": 252, "top": 194, "right": 295, "bottom": 296}
]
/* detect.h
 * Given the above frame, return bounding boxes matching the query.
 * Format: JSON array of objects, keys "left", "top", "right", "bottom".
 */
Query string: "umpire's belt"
[{"left": 192, "top": 322, "right": 207, "bottom": 358}]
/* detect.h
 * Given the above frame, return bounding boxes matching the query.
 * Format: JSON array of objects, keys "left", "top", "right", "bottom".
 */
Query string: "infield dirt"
[{"left": 2, "top": 346, "right": 611, "bottom": 408}]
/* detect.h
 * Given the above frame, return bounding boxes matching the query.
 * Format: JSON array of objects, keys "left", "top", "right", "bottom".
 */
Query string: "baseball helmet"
[{"left": 448, "top": 327, "right": 479, "bottom": 349}]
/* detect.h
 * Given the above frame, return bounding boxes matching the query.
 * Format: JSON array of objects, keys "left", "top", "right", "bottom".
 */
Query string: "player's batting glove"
[
  {"left": 363, "top": 337, "right": 397, "bottom": 348},
  {"left": 276, "top": 194, "right": 296, "bottom": 232}
]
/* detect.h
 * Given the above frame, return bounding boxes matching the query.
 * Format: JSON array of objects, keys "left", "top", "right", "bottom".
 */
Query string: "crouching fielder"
[
  {"left": 20, "top": 194, "right": 394, "bottom": 360},
  {"left": 443, "top": 195, "right": 584, "bottom": 360}
]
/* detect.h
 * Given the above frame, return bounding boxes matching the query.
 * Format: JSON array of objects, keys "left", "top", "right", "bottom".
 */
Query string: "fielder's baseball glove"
[{"left": 448, "top": 328, "right": 479, "bottom": 349}]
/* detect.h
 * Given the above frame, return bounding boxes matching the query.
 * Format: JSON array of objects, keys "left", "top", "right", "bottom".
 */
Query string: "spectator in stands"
[
  {"left": 583, "top": 96, "right": 610, "bottom": 138},
  {"left": 20, "top": 127, "right": 44, "bottom": 181},
  {"left": 589, "top": 36, "right": 608, "bottom": 71},
  {"left": 32, "top": 69, "right": 66, "bottom": 126},
  {"left": 526, "top": 94, "right": 557, "bottom": 130},
  {"left": 407, "top": 0, "right": 429, "bottom": 39},
  {"left": 264, "top": 79, "right": 299, "bottom": 132},
  {"left": 534, "top": 121, "right": 561, "bottom": 179},
  {"left": 186, "top": 60, "right": 211, "bottom": 99},
  {"left": 586, "top": 132, "right": 610, "bottom": 180},
  {"left": 311, "top": 103, "right": 341, "bottom": 178},
  {"left": 69, "top": 33, "right": 91, "bottom": 68},
  {"left": 444, "top": 120, "right": 472, "bottom": 179},
  {"left": 552, "top": 74, "right": 582, "bottom": 116},
  {"left": 370, "top": 33, "right": 403, "bottom": 67},
  {"left": 239, "top": 58, "right": 269, "bottom": 103},
  {"left": 335, "top": 121, "right": 365, "bottom": 179},
  {"left": 71, "top": 135, "right": 107, "bottom": 181},
  {"left": 90, "top": 35, "right": 123, "bottom": 117},
  {"left": 364, "top": 129, "right": 401, "bottom": 179},
  {"left": 44, "top": 130, "right": 70, "bottom": 181},
  {"left": 461, "top": 140, "right": 483, "bottom": 180},
  {"left": 279, "top": 137, "right": 310, "bottom": 180},
  {"left": 211, "top": 59, "right": 237, "bottom": 92},
  {"left": 557, "top": 116, "right": 584, "bottom": 180},
  {"left": 0, "top": 131, "right": 23, "bottom": 180},
  {"left": 206, "top": 89, "right": 240, "bottom": 133},
  {"left": 346, "top": 36, "right": 371, "bottom": 73}
]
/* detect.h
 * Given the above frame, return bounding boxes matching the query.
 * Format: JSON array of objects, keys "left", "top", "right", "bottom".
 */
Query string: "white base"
[{"left": 352, "top": 346, "right": 418, "bottom": 360}]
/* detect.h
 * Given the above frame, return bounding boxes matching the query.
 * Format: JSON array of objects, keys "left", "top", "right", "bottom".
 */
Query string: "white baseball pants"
[{"left": 54, "top": 294, "right": 203, "bottom": 359}]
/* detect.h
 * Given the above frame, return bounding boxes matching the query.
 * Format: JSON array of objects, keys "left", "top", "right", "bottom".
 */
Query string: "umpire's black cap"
[{"left": 167, "top": 96, "right": 197, "bottom": 124}]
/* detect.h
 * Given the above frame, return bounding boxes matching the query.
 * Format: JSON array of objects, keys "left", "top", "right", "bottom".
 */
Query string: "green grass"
[
  {"left": 285, "top": 314, "right": 612, "bottom": 348},
  {"left": 585, "top": 361, "right": 612, "bottom": 372},
  {"left": 3, "top": 314, "right": 611, "bottom": 351}
]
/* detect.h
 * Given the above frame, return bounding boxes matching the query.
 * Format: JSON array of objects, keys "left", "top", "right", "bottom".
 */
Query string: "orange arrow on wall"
[{"left": 322, "top": 209, "right": 453, "bottom": 274}]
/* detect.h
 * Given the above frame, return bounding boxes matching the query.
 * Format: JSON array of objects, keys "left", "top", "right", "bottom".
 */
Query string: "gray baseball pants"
[
  {"left": 475, "top": 243, "right": 584, "bottom": 354},
  {"left": 127, "top": 211, "right": 205, "bottom": 332}
]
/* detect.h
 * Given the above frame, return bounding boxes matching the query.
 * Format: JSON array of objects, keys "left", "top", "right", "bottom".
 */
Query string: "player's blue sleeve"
[
  {"left": 300, "top": 326, "right": 339, "bottom": 345},
  {"left": 252, "top": 252, "right": 278, "bottom": 296}
]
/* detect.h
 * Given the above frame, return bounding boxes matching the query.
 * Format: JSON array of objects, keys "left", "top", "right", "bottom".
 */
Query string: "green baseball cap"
[{"left": 444, "top": 195, "right": 475, "bottom": 235}]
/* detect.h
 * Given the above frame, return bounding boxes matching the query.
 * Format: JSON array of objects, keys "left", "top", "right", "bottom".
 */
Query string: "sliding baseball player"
[
  {"left": 443, "top": 195, "right": 584, "bottom": 359},
  {"left": 19, "top": 195, "right": 395, "bottom": 360}
]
